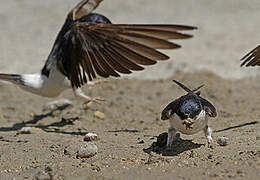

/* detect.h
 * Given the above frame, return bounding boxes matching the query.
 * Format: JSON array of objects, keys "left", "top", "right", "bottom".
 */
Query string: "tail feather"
[
  {"left": 0, "top": 73, "right": 24, "bottom": 85},
  {"left": 172, "top": 80, "right": 191, "bottom": 92}
]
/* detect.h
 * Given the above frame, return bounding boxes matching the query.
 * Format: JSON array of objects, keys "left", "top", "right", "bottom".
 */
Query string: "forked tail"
[
  {"left": 0, "top": 73, "right": 24, "bottom": 85},
  {"left": 172, "top": 80, "right": 204, "bottom": 94}
]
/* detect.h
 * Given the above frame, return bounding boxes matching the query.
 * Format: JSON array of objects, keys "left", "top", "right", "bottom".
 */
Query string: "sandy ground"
[
  {"left": 0, "top": 0, "right": 259, "bottom": 179},
  {"left": 0, "top": 71, "right": 259, "bottom": 180}
]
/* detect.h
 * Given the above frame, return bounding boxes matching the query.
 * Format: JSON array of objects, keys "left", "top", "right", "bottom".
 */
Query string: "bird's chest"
[{"left": 169, "top": 110, "right": 208, "bottom": 135}]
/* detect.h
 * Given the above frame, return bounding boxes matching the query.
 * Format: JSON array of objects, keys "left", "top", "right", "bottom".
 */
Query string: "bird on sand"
[
  {"left": 161, "top": 80, "right": 217, "bottom": 147},
  {"left": 0, "top": 0, "right": 196, "bottom": 104},
  {"left": 241, "top": 45, "right": 260, "bottom": 67}
]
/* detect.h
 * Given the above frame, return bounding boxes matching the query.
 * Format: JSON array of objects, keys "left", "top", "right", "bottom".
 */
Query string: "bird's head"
[{"left": 78, "top": 13, "right": 112, "bottom": 24}]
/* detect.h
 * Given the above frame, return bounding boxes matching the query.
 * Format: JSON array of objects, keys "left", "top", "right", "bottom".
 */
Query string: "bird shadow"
[
  {"left": 0, "top": 104, "right": 87, "bottom": 136},
  {"left": 143, "top": 132, "right": 203, "bottom": 157},
  {"left": 107, "top": 129, "right": 141, "bottom": 133},
  {"left": 214, "top": 121, "right": 258, "bottom": 133}
]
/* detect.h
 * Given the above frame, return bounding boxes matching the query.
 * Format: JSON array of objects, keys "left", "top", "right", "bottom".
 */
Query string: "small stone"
[
  {"left": 94, "top": 111, "right": 105, "bottom": 120},
  {"left": 82, "top": 102, "right": 93, "bottom": 110},
  {"left": 18, "top": 127, "right": 43, "bottom": 134},
  {"left": 77, "top": 143, "right": 98, "bottom": 158},
  {"left": 43, "top": 99, "right": 72, "bottom": 111},
  {"left": 137, "top": 140, "right": 145, "bottom": 144},
  {"left": 17, "top": 127, "right": 44, "bottom": 135},
  {"left": 63, "top": 149, "right": 70, "bottom": 156},
  {"left": 19, "top": 127, "right": 33, "bottom": 134},
  {"left": 84, "top": 133, "right": 99, "bottom": 142},
  {"left": 217, "top": 136, "right": 229, "bottom": 146}
]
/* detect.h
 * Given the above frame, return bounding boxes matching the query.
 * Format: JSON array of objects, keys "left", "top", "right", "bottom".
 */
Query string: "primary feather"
[{"left": 241, "top": 45, "right": 260, "bottom": 67}]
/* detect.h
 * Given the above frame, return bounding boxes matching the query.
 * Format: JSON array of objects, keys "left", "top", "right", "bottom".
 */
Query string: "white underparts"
[{"left": 167, "top": 110, "right": 213, "bottom": 147}]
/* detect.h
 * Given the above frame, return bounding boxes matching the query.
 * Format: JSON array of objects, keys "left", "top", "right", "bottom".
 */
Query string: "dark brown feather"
[
  {"left": 100, "top": 48, "right": 132, "bottom": 74},
  {"left": 112, "top": 24, "right": 197, "bottom": 31},
  {"left": 105, "top": 46, "right": 144, "bottom": 71},
  {"left": 43, "top": 1, "right": 196, "bottom": 88},
  {"left": 66, "top": 22, "right": 196, "bottom": 88},
  {"left": 93, "top": 49, "right": 120, "bottom": 77},
  {"left": 62, "top": 11, "right": 196, "bottom": 88},
  {"left": 110, "top": 41, "right": 157, "bottom": 65},
  {"left": 118, "top": 32, "right": 181, "bottom": 49},
  {"left": 96, "top": 24, "right": 195, "bottom": 39},
  {"left": 88, "top": 51, "right": 109, "bottom": 77},
  {"left": 241, "top": 45, "right": 260, "bottom": 67},
  {"left": 93, "top": 28, "right": 169, "bottom": 60}
]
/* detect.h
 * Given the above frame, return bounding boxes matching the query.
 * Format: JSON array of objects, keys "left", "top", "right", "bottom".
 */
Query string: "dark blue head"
[
  {"left": 177, "top": 97, "right": 201, "bottom": 120},
  {"left": 78, "top": 13, "right": 112, "bottom": 24}
]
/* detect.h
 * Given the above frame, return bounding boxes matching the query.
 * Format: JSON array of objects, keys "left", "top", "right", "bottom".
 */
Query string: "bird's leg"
[
  {"left": 167, "top": 117, "right": 177, "bottom": 147},
  {"left": 87, "top": 79, "right": 108, "bottom": 87},
  {"left": 204, "top": 125, "right": 213, "bottom": 148},
  {"left": 167, "top": 127, "right": 176, "bottom": 147},
  {"left": 73, "top": 88, "right": 104, "bottom": 104}
]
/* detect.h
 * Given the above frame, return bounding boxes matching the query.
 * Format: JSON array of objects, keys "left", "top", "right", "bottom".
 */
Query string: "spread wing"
[
  {"left": 199, "top": 97, "right": 217, "bottom": 117},
  {"left": 161, "top": 99, "right": 181, "bottom": 120},
  {"left": 44, "top": 0, "right": 196, "bottom": 88},
  {"left": 241, "top": 45, "right": 260, "bottom": 67},
  {"left": 65, "top": 23, "right": 196, "bottom": 88}
]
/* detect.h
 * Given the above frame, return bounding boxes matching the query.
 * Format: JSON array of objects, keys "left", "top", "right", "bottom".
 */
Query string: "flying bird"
[
  {"left": 0, "top": 0, "right": 196, "bottom": 104},
  {"left": 161, "top": 80, "right": 217, "bottom": 147},
  {"left": 241, "top": 45, "right": 260, "bottom": 67}
]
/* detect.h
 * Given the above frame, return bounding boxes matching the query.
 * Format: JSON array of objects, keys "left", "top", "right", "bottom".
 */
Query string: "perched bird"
[
  {"left": 161, "top": 80, "right": 217, "bottom": 147},
  {"left": 241, "top": 45, "right": 260, "bottom": 67},
  {"left": 0, "top": 0, "right": 196, "bottom": 104}
]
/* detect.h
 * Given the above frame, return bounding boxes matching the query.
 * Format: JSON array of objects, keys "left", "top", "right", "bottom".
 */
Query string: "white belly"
[
  {"left": 40, "top": 70, "right": 70, "bottom": 97},
  {"left": 169, "top": 110, "right": 208, "bottom": 135}
]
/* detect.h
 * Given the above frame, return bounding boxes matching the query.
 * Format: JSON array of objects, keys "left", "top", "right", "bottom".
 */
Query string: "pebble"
[
  {"left": 19, "top": 127, "right": 33, "bottom": 134},
  {"left": 18, "top": 127, "right": 42, "bottom": 134},
  {"left": 82, "top": 102, "right": 93, "bottom": 110},
  {"left": 43, "top": 99, "right": 72, "bottom": 111},
  {"left": 217, "top": 136, "right": 229, "bottom": 146},
  {"left": 137, "top": 140, "right": 145, "bottom": 144},
  {"left": 84, "top": 133, "right": 99, "bottom": 142},
  {"left": 77, "top": 143, "right": 98, "bottom": 158},
  {"left": 94, "top": 111, "right": 105, "bottom": 120}
]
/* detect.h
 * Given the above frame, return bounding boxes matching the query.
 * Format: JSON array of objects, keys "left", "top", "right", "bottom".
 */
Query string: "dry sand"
[
  {"left": 0, "top": 72, "right": 259, "bottom": 180},
  {"left": 0, "top": 0, "right": 259, "bottom": 179}
]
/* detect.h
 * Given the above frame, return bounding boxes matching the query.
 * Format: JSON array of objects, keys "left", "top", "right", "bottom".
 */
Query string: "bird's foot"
[
  {"left": 74, "top": 88, "right": 105, "bottom": 105},
  {"left": 204, "top": 126, "right": 214, "bottom": 149},
  {"left": 207, "top": 137, "right": 214, "bottom": 149},
  {"left": 83, "top": 96, "right": 105, "bottom": 105}
]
